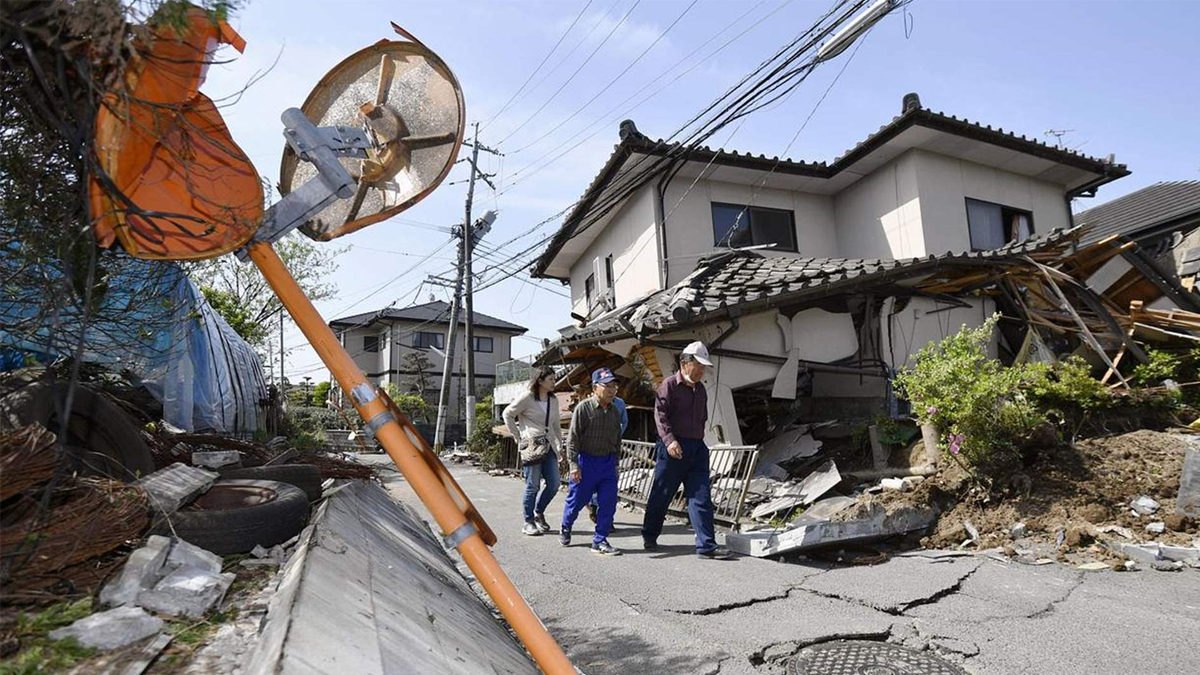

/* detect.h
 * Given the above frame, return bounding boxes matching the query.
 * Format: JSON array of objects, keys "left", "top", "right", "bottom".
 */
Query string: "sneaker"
[
  {"left": 587, "top": 503, "right": 598, "bottom": 524},
  {"left": 643, "top": 539, "right": 659, "bottom": 552},
  {"left": 559, "top": 528, "right": 571, "bottom": 547},
  {"left": 522, "top": 522, "right": 541, "bottom": 536},
  {"left": 697, "top": 546, "right": 735, "bottom": 560},
  {"left": 534, "top": 514, "right": 551, "bottom": 534},
  {"left": 591, "top": 540, "right": 622, "bottom": 556}
]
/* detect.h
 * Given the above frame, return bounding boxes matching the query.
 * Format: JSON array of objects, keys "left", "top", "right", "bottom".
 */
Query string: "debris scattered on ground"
[
  {"left": 1131, "top": 495, "right": 1161, "bottom": 515},
  {"left": 99, "top": 536, "right": 172, "bottom": 608},
  {"left": 135, "top": 463, "right": 218, "bottom": 515},
  {"left": 48, "top": 606, "right": 163, "bottom": 651},
  {"left": 1179, "top": 447, "right": 1200, "bottom": 517},
  {"left": 192, "top": 450, "right": 243, "bottom": 470}
]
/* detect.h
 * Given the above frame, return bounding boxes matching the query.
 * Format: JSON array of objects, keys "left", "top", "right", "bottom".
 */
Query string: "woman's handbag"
[{"left": 518, "top": 397, "right": 554, "bottom": 464}]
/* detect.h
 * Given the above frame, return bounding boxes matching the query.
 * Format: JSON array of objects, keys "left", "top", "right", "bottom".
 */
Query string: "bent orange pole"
[{"left": 246, "top": 241, "right": 574, "bottom": 675}]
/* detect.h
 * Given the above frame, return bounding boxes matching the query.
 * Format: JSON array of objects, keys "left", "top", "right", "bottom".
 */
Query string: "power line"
[
  {"left": 496, "top": 0, "right": 642, "bottom": 146},
  {"left": 506, "top": 0, "right": 698, "bottom": 155},
  {"left": 497, "top": 0, "right": 791, "bottom": 192},
  {"left": 481, "top": 0, "right": 595, "bottom": 132}
]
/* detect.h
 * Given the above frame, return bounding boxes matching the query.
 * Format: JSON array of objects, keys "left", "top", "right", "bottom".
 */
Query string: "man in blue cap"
[{"left": 560, "top": 367, "right": 624, "bottom": 555}]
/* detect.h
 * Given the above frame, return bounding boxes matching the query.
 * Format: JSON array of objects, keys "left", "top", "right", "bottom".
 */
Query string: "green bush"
[
  {"left": 287, "top": 406, "right": 341, "bottom": 432},
  {"left": 467, "top": 394, "right": 503, "bottom": 466},
  {"left": 895, "top": 315, "right": 1119, "bottom": 478},
  {"left": 1131, "top": 348, "right": 1186, "bottom": 385}
]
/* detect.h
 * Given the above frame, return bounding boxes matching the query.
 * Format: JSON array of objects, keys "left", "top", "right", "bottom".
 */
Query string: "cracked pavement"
[{"left": 373, "top": 460, "right": 1200, "bottom": 675}]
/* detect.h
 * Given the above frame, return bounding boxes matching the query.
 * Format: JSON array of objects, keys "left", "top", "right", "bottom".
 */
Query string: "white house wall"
[
  {"left": 568, "top": 186, "right": 659, "bottom": 318},
  {"left": 661, "top": 179, "right": 839, "bottom": 286},
  {"left": 833, "top": 152, "right": 924, "bottom": 261},
  {"left": 913, "top": 150, "right": 1070, "bottom": 255},
  {"left": 884, "top": 296, "right": 997, "bottom": 372}
]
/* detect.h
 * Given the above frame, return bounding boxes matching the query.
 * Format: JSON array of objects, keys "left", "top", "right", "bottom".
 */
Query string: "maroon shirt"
[{"left": 654, "top": 371, "right": 708, "bottom": 445}]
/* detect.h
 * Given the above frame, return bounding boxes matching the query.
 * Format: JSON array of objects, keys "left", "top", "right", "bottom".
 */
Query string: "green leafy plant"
[
  {"left": 1, "top": 599, "right": 96, "bottom": 675},
  {"left": 467, "top": 395, "right": 503, "bottom": 466},
  {"left": 311, "top": 381, "right": 331, "bottom": 408},
  {"left": 895, "top": 316, "right": 1042, "bottom": 478}
]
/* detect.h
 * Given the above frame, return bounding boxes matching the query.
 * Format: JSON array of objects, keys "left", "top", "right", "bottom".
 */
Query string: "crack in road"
[
  {"left": 671, "top": 586, "right": 799, "bottom": 616},
  {"left": 895, "top": 561, "right": 986, "bottom": 614},
  {"left": 1028, "top": 571, "right": 1084, "bottom": 620}
]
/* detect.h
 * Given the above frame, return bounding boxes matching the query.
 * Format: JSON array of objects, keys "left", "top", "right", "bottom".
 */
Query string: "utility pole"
[
  {"left": 279, "top": 309, "right": 285, "bottom": 395},
  {"left": 432, "top": 238, "right": 465, "bottom": 452},
  {"left": 461, "top": 122, "right": 500, "bottom": 438}
]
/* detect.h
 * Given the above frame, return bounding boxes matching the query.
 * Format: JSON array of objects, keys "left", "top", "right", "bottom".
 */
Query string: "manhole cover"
[{"left": 787, "top": 640, "right": 967, "bottom": 675}]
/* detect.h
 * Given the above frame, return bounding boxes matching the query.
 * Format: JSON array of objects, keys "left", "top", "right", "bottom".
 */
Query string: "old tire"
[
  {"left": 0, "top": 380, "right": 155, "bottom": 480},
  {"left": 168, "top": 479, "right": 308, "bottom": 555},
  {"left": 217, "top": 464, "right": 323, "bottom": 502}
]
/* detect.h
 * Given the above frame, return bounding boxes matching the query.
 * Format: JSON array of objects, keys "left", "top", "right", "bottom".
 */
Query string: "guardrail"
[{"left": 615, "top": 440, "right": 761, "bottom": 530}]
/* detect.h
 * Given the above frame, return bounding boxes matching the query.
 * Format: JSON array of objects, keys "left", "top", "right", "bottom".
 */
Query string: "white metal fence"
[{"left": 615, "top": 440, "right": 761, "bottom": 530}]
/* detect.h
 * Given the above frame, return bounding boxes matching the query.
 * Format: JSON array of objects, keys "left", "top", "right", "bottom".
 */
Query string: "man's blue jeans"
[
  {"left": 641, "top": 438, "right": 717, "bottom": 553},
  {"left": 561, "top": 453, "right": 618, "bottom": 545},
  {"left": 522, "top": 451, "right": 561, "bottom": 522}
]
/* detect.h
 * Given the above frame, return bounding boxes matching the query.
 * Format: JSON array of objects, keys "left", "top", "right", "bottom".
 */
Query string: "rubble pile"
[{"left": 146, "top": 431, "right": 376, "bottom": 480}]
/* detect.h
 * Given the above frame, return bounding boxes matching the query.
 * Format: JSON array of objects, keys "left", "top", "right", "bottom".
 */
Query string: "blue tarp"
[{"left": 0, "top": 256, "right": 268, "bottom": 435}]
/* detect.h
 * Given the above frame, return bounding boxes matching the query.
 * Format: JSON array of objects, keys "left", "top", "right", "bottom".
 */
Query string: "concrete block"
[
  {"left": 137, "top": 567, "right": 235, "bottom": 618},
  {"left": 1130, "top": 495, "right": 1160, "bottom": 516},
  {"left": 1158, "top": 544, "right": 1200, "bottom": 562},
  {"left": 1178, "top": 448, "right": 1200, "bottom": 518},
  {"left": 1010, "top": 522, "right": 1027, "bottom": 539},
  {"left": 1118, "top": 543, "right": 1163, "bottom": 564},
  {"left": 1146, "top": 521, "right": 1166, "bottom": 535},
  {"left": 756, "top": 427, "right": 822, "bottom": 471},
  {"left": 729, "top": 504, "right": 936, "bottom": 557},
  {"left": 192, "top": 450, "right": 242, "bottom": 470},
  {"left": 751, "top": 460, "right": 840, "bottom": 520},
  {"left": 49, "top": 606, "right": 163, "bottom": 651},
  {"left": 166, "top": 538, "right": 223, "bottom": 575},
  {"left": 791, "top": 495, "right": 858, "bottom": 526},
  {"left": 99, "top": 536, "right": 171, "bottom": 607},
  {"left": 135, "top": 463, "right": 218, "bottom": 514}
]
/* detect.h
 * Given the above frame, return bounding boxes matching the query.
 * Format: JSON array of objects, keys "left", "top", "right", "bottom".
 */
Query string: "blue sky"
[{"left": 202, "top": 0, "right": 1200, "bottom": 383}]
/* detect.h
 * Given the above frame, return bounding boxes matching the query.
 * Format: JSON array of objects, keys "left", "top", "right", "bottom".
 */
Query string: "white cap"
[{"left": 682, "top": 341, "right": 713, "bottom": 366}]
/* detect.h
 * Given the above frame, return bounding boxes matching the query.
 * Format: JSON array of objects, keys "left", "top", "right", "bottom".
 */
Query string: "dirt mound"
[{"left": 868, "top": 430, "right": 1197, "bottom": 560}]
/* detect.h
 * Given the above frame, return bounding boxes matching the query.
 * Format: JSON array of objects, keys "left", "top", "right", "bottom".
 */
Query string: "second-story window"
[
  {"left": 413, "top": 331, "right": 444, "bottom": 349},
  {"left": 711, "top": 202, "right": 798, "bottom": 252},
  {"left": 473, "top": 336, "right": 493, "bottom": 353},
  {"left": 966, "top": 198, "right": 1033, "bottom": 251},
  {"left": 363, "top": 335, "right": 380, "bottom": 353},
  {"left": 585, "top": 273, "right": 596, "bottom": 309}
]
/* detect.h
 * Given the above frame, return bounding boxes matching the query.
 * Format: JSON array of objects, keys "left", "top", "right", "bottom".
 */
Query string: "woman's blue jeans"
[{"left": 523, "top": 451, "right": 561, "bottom": 522}]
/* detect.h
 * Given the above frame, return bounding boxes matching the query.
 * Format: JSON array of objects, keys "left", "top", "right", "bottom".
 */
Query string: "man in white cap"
[{"left": 641, "top": 341, "right": 733, "bottom": 559}]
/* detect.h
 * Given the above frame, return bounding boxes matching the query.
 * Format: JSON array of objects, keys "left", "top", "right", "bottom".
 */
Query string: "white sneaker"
[{"left": 522, "top": 522, "right": 541, "bottom": 536}]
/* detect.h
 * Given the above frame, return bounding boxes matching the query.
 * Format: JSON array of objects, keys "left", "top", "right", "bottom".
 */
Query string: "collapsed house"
[{"left": 529, "top": 96, "right": 1200, "bottom": 552}]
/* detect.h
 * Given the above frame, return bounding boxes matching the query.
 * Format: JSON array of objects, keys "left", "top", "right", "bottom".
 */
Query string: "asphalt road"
[{"left": 368, "top": 458, "right": 1200, "bottom": 675}]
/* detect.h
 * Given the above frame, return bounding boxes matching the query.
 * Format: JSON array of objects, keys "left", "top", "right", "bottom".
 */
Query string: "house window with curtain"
[
  {"left": 412, "top": 331, "right": 444, "bottom": 349},
  {"left": 965, "top": 198, "right": 1033, "bottom": 251},
  {"left": 711, "top": 202, "right": 798, "bottom": 252}
]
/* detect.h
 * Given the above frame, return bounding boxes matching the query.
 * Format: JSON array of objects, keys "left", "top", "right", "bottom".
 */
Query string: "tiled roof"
[
  {"left": 546, "top": 230, "right": 1076, "bottom": 353},
  {"left": 532, "top": 105, "right": 1128, "bottom": 278},
  {"left": 330, "top": 300, "right": 527, "bottom": 334},
  {"left": 1075, "top": 181, "right": 1200, "bottom": 247}
]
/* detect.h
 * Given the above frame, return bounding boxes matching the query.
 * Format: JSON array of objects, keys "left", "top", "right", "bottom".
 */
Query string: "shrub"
[
  {"left": 467, "top": 395, "right": 502, "bottom": 466},
  {"left": 287, "top": 406, "right": 340, "bottom": 432},
  {"left": 895, "top": 316, "right": 1049, "bottom": 477}
]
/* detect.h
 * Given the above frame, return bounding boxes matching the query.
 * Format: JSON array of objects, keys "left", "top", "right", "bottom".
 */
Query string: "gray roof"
[
  {"left": 532, "top": 104, "right": 1129, "bottom": 279},
  {"left": 1075, "top": 181, "right": 1200, "bottom": 247},
  {"left": 330, "top": 300, "right": 527, "bottom": 334},
  {"left": 545, "top": 229, "right": 1076, "bottom": 353}
]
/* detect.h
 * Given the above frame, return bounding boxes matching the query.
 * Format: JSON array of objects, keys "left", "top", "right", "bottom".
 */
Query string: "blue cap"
[{"left": 591, "top": 367, "right": 616, "bottom": 385}]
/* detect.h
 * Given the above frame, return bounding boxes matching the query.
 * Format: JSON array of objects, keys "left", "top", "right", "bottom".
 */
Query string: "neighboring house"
[
  {"left": 530, "top": 94, "right": 1136, "bottom": 446},
  {"left": 328, "top": 301, "right": 526, "bottom": 430},
  {"left": 532, "top": 93, "right": 1128, "bottom": 325},
  {"left": 1071, "top": 181, "right": 1200, "bottom": 313}
]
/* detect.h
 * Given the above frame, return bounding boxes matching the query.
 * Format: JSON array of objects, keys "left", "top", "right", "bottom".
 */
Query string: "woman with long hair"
[{"left": 502, "top": 366, "right": 563, "bottom": 535}]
